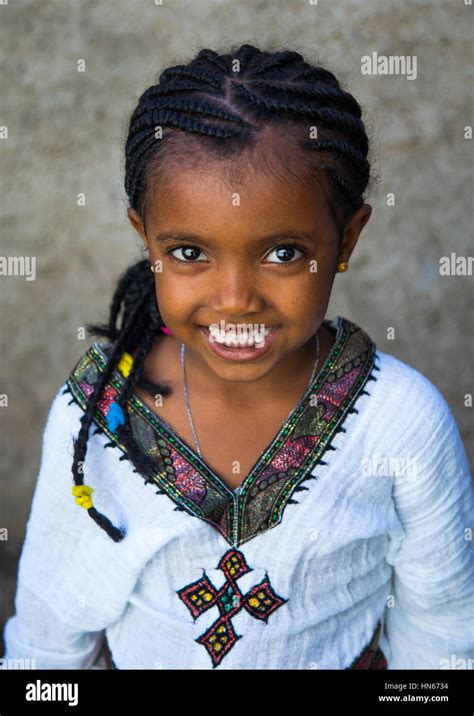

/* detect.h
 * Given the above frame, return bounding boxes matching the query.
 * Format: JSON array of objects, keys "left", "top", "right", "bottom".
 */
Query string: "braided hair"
[{"left": 71, "top": 43, "right": 374, "bottom": 542}]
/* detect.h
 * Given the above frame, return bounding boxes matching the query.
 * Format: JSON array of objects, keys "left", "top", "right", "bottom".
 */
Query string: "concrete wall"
[{"left": 1, "top": 0, "right": 472, "bottom": 655}]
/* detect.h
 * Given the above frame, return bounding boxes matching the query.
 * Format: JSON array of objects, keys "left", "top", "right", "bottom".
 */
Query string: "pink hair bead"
[{"left": 161, "top": 326, "right": 173, "bottom": 335}]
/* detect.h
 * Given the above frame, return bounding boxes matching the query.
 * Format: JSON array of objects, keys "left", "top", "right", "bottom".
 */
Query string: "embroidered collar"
[{"left": 66, "top": 316, "right": 378, "bottom": 547}]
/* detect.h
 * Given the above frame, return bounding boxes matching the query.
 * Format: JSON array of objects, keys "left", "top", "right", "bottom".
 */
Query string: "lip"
[{"left": 197, "top": 325, "right": 279, "bottom": 362}]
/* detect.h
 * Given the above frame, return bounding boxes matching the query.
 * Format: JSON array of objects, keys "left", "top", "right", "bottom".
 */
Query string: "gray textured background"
[{"left": 1, "top": 0, "right": 472, "bottom": 656}]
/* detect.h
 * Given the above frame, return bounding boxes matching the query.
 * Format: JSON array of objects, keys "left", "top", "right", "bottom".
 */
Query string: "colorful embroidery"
[
  {"left": 65, "top": 316, "right": 379, "bottom": 547},
  {"left": 176, "top": 548, "right": 288, "bottom": 668}
]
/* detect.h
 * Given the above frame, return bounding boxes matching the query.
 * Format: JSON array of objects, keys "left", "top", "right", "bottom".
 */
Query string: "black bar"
[{"left": 0, "top": 668, "right": 470, "bottom": 714}]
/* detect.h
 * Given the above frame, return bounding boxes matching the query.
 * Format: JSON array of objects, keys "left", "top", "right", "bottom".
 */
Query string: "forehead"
[{"left": 144, "top": 127, "right": 334, "bottom": 232}]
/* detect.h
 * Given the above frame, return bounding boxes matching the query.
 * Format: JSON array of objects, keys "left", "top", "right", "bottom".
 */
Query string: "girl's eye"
[
  {"left": 166, "top": 246, "right": 207, "bottom": 263},
  {"left": 165, "top": 243, "right": 305, "bottom": 265},
  {"left": 264, "top": 245, "right": 305, "bottom": 263}
]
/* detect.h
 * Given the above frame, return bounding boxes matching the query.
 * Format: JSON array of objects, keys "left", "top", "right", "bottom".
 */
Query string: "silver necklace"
[{"left": 180, "top": 330, "right": 321, "bottom": 460}]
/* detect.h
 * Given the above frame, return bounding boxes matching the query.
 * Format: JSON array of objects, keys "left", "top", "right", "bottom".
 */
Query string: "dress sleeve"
[
  {"left": 2, "top": 384, "right": 106, "bottom": 670},
  {"left": 379, "top": 377, "right": 474, "bottom": 669}
]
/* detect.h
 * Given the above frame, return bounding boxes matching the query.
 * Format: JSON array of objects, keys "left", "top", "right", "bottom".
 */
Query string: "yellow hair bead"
[
  {"left": 72, "top": 484, "right": 94, "bottom": 510},
  {"left": 118, "top": 351, "right": 134, "bottom": 378}
]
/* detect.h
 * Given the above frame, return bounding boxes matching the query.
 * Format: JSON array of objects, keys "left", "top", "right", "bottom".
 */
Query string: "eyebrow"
[{"left": 153, "top": 230, "right": 318, "bottom": 246}]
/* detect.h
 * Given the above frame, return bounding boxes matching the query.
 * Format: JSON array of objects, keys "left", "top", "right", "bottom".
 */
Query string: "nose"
[{"left": 207, "top": 262, "right": 265, "bottom": 317}]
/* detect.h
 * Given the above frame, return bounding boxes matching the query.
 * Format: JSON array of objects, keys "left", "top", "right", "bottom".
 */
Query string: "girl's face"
[{"left": 128, "top": 156, "right": 371, "bottom": 389}]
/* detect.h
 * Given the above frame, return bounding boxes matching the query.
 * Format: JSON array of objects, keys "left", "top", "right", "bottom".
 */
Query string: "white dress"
[{"left": 3, "top": 316, "right": 474, "bottom": 670}]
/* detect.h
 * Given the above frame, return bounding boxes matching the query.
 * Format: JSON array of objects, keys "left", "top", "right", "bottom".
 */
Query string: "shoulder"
[
  {"left": 338, "top": 314, "right": 455, "bottom": 442},
  {"left": 63, "top": 341, "right": 113, "bottom": 408},
  {"left": 374, "top": 350, "right": 451, "bottom": 413},
  {"left": 42, "top": 342, "right": 112, "bottom": 442},
  {"left": 67, "top": 341, "right": 111, "bottom": 382},
  {"left": 370, "top": 351, "right": 469, "bottom": 484},
  {"left": 364, "top": 349, "right": 466, "bottom": 461},
  {"left": 339, "top": 315, "right": 449, "bottom": 415}
]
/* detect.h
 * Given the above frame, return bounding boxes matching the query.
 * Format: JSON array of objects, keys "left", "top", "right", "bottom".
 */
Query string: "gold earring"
[
  {"left": 150, "top": 263, "right": 155, "bottom": 272},
  {"left": 337, "top": 261, "right": 349, "bottom": 273}
]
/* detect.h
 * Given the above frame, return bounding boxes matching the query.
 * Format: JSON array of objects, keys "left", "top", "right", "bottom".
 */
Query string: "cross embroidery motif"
[{"left": 176, "top": 548, "right": 288, "bottom": 667}]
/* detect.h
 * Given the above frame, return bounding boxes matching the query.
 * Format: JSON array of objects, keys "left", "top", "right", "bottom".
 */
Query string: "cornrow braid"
[
  {"left": 248, "top": 81, "right": 362, "bottom": 118},
  {"left": 73, "top": 43, "right": 374, "bottom": 542},
  {"left": 245, "top": 49, "right": 306, "bottom": 78},
  {"left": 232, "top": 84, "right": 367, "bottom": 150}
]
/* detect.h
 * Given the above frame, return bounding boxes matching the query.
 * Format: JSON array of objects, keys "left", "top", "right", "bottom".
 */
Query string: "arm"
[
  {"left": 2, "top": 385, "right": 106, "bottom": 670},
  {"left": 379, "top": 379, "right": 474, "bottom": 669}
]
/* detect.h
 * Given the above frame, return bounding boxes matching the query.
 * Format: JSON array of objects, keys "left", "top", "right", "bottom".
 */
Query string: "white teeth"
[{"left": 206, "top": 326, "right": 273, "bottom": 347}]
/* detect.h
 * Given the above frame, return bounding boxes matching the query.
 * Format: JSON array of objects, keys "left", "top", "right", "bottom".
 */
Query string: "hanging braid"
[
  {"left": 72, "top": 43, "right": 374, "bottom": 542},
  {"left": 70, "top": 261, "right": 171, "bottom": 542}
]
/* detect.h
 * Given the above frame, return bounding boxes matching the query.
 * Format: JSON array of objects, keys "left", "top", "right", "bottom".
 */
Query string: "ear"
[
  {"left": 127, "top": 207, "right": 147, "bottom": 248},
  {"left": 338, "top": 204, "right": 372, "bottom": 263}
]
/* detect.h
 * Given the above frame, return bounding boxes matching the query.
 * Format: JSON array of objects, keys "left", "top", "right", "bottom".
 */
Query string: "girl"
[{"left": 4, "top": 44, "right": 473, "bottom": 670}]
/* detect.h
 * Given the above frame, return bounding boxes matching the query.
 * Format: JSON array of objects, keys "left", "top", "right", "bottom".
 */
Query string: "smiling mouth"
[{"left": 197, "top": 325, "right": 277, "bottom": 348}]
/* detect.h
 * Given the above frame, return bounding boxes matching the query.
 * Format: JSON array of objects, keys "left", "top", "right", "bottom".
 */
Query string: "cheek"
[
  {"left": 277, "top": 267, "right": 334, "bottom": 313},
  {"left": 273, "top": 273, "right": 334, "bottom": 338},
  {"left": 154, "top": 276, "right": 197, "bottom": 323},
  {"left": 155, "top": 265, "right": 182, "bottom": 295},
  {"left": 154, "top": 278, "right": 176, "bottom": 318}
]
